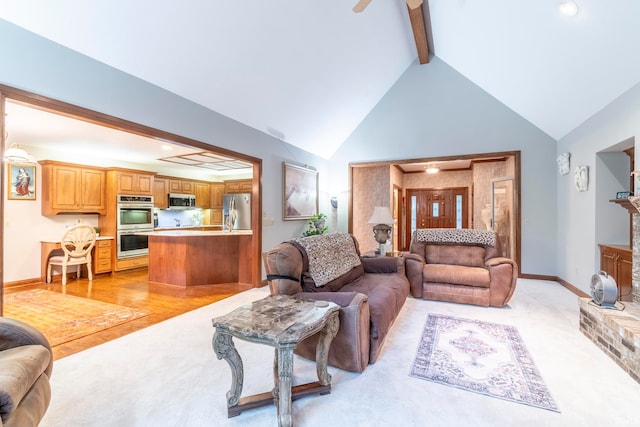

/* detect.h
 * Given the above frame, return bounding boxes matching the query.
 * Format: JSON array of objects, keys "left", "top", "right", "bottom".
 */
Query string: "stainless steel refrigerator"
[{"left": 223, "top": 193, "right": 252, "bottom": 230}]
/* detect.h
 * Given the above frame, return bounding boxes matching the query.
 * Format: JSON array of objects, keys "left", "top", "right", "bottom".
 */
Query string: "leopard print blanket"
[
  {"left": 293, "top": 232, "right": 362, "bottom": 287},
  {"left": 412, "top": 228, "right": 496, "bottom": 247}
]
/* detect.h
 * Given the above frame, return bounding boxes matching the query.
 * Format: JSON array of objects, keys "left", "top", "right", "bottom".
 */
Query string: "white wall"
[
  {"left": 331, "top": 57, "right": 558, "bottom": 275},
  {"left": 557, "top": 81, "right": 640, "bottom": 294},
  {"left": 0, "top": 20, "right": 330, "bottom": 282}
]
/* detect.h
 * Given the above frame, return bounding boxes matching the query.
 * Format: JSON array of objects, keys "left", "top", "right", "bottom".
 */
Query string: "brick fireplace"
[{"left": 579, "top": 210, "right": 640, "bottom": 384}]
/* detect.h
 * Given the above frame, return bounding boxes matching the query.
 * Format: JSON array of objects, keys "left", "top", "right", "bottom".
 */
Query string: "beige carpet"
[
  {"left": 41, "top": 280, "right": 640, "bottom": 426},
  {"left": 4, "top": 289, "right": 150, "bottom": 346}
]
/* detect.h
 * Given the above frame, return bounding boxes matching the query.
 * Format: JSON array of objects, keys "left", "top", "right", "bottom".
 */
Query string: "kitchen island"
[{"left": 144, "top": 229, "right": 253, "bottom": 287}]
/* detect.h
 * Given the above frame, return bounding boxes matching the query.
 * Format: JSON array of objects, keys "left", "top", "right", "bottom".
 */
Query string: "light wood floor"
[{"left": 3, "top": 268, "right": 256, "bottom": 361}]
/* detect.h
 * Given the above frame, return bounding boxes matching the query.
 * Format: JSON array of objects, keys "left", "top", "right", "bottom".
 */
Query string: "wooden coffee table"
[{"left": 212, "top": 295, "right": 340, "bottom": 427}]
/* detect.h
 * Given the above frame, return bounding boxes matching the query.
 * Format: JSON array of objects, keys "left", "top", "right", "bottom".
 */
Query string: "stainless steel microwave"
[{"left": 168, "top": 193, "right": 196, "bottom": 209}]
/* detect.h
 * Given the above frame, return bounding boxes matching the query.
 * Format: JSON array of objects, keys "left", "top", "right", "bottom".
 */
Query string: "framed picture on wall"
[
  {"left": 7, "top": 163, "right": 36, "bottom": 200},
  {"left": 283, "top": 162, "right": 318, "bottom": 220}
]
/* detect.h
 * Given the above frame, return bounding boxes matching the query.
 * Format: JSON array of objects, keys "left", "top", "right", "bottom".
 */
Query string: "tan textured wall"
[
  {"left": 473, "top": 161, "right": 507, "bottom": 229},
  {"left": 353, "top": 166, "right": 391, "bottom": 252}
]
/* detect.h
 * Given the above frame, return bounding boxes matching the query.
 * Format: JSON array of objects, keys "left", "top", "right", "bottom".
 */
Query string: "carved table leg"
[
  {"left": 275, "top": 345, "right": 295, "bottom": 427},
  {"left": 315, "top": 312, "right": 339, "bottom": 386},
  {"left": 212, "top": 330, "right": 244, "bottom": 412}
]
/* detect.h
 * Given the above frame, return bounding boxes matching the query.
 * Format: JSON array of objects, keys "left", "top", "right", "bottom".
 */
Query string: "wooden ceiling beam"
[{"left": 408, "top": 3, "right": 429, "bottom": 64}]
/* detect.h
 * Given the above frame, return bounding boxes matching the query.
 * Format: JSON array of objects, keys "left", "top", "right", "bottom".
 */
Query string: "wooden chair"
[{"left": 46, "top": 224, "right": 97, "bottom": 286}]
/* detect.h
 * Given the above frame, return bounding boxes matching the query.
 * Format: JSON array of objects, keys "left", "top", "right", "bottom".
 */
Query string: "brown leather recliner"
[
  {"left": 404, "top": 228, "right": 518, "bottom": 307},
  {"left": 263, "top": 233, "right": 409, "bottom": 373},
  {"left": 0, "top": 317, "right": 53, "bottom": 427}
]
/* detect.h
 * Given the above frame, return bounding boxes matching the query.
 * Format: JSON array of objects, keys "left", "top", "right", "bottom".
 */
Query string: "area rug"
[
  {"left": 410, "top": 314, "right": 559, "bottom": 412},
  {"left": 3, "top": 289, "right": 150, "bottom": 346}
]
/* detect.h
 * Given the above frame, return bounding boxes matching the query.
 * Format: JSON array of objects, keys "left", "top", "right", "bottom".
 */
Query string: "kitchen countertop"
[
  {"left": 153, "top": 224, "right": 223, "bottom": 231},
  {"left": 142, "top": 229, "right": 252, "bottom": 237},
  {"left": 41, "top": 235, "right": 114, "bottom": 243}
]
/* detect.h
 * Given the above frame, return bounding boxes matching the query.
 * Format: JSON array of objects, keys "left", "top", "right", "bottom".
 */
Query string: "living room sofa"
[
  {"left": 263, "top": 232, "right": 409, "bottom": 373},
  {"left": 0, "top": 317, "right": 53, "bottom": 427},
  {"left": 404, "top": 228, "right": 518, "bottom": 307}
]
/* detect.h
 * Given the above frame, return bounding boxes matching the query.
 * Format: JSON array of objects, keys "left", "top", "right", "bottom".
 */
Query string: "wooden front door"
[{"left": 405, "top": 188, "right": 468, "bottom": 249}]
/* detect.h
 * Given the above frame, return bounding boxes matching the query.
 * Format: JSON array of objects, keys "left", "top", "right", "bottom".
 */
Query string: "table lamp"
[{"left": 368, "top": 206, "right": 394, "bottom": 255}]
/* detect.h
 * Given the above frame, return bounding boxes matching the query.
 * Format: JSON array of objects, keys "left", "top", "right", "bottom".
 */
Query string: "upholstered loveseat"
[
  {"left": 0, "top": 317, "right": 53, "bottom": 427},
  {"left": 263, "top": 232, "right": 409, "bottom": 373},
  {"left": 404, "top": 228, "right": 518, "bottom": 307}
]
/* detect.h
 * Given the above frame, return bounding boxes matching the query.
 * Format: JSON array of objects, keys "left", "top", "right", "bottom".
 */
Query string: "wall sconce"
[{"left": 368, "top": 205, "right": 394, "bottom": 255}]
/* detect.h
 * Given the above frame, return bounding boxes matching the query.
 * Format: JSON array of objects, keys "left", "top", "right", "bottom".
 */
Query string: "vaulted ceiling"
[{"left": 2, "top": 1, "right": 640, "bottom": 159}]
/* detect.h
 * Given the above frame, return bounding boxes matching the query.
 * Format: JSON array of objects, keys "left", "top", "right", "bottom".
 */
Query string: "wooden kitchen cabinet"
[
  {"left": 92, "top": 238, "right": 113, "bottom": 275},
  {"left": 110, "top": 168, "right": 155, "bottom": 195},
  {"left": 194, "top": 182, "right": 210, "bottom": 208},
  {"left": 211, "top": 209, "right": 223, "bottom": 225},
  {"left": 169, "top": 179, "right": 194, "bottom": 194},
  {"left": 40, "top": 161, "right": 106, "bottom": 215},
  {"left": 153, "top": 178, "right": 168, "bottom": 208},
  {"left": 599, "top": 244, "right": 633, "bottom": 301},
  {"left": 224, "top": 179, "right": 252, "bottom": 194},
  {"left": 210, "top": 183, "right": 224, "bottom": 208}
]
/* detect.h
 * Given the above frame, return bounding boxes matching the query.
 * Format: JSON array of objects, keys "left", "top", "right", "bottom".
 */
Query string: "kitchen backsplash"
[{"left": 155, "top": 208, "right": 205, "bottom": 228}]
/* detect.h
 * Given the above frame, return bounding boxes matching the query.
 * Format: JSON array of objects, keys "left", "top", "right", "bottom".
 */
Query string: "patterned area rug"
[
  {"left": 4, "top": 289, "right": 150, "bottom": 346},
  {"left": 410, "top": 314, "right": 559, "bottom": 412}
]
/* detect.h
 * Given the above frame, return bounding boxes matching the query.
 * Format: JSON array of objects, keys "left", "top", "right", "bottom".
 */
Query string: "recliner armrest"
[
  {"left": 294, "top": 291, "right": 371, "bottom": 373},
  {"left": 0, "top": 318, "right": 52, "bottom": 378},
  {"left": 404, "top": 253, "right": 425, "bottom": 298},
  {"left": 361, "top": 256, "right": 400, "bottom": 274}
]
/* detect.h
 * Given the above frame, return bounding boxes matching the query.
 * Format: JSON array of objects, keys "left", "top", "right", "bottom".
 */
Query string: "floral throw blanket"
[
  {"left": 413, "top": 228, "right": 496, "bottom": 247},
  {"left": 293, "top": 232, "right": 362, "bottom": 287}
]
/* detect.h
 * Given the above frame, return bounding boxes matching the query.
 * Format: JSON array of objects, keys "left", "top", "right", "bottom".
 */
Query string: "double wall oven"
[{"left": 116, "top": 195, "right": 154, "bottom": 258}]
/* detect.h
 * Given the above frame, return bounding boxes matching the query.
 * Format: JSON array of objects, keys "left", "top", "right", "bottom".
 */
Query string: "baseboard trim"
[
  {"left": 520, "top": 273, "right": 590, "bottom": 298},
  {"left": 3, "top": 278, "right": 42, "bottom": 288},
  {"left": 555, "top": 277, "right": 590, "bottom": 298}
]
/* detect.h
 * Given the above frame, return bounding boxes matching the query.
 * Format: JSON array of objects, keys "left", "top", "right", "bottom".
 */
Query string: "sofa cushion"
[
  {"left": 423, "top": 264, "right": 490, "bottom": 288},
  {"left": 292, "top": 233, "right": 363, "bottom": 289},
  {"left": 0, "top": 345, "right": 51, "bottom": 423},
  {"left": 341, "top": 272, "right": 409, "bottom": 362},
  {"left": 425, "top": 244, "right": 486, "bottom": 267}
]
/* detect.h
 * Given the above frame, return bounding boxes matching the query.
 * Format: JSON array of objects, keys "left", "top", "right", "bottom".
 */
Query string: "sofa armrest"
[
  {"left": 0, "top": 318, "right": 53, "bottom": 378},
  {"left": 294, "top": 292, "right": 371, "bottom": 373},
  {"left": 361, "top": 256, "right": 400, "bottom": 274},
  {"left": 404, "top": 253, "right": 425, "bottom": 298},
  {"left": 485, "top": 257, "right": 519, "bottom": 307}
]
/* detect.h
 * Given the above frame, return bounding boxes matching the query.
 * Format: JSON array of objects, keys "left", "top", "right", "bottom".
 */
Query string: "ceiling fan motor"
[{"left": 590, "top": 271, "right": 618, "bottom": 308}]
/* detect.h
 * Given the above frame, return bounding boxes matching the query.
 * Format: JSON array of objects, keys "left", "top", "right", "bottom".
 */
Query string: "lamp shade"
[{"left": 368, "top": 206, "right": 394, "bottom": 224}]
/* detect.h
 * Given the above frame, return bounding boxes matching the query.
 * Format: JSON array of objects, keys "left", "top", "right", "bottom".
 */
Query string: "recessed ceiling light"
[
  {"left": 559, "top": 1, "right": 578, "bottom": 17},
  {"left": 160, "top": 144, "right": 174, "bottom": 151}
]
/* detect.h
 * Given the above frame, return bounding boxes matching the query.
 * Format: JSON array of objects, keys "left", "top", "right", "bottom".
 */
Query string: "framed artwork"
[
  {"left": 7, "top": 163, "right": 36, "bottom": 200},
  {"left": 283, "top": 162, "right": 318, "bottom": 220}
]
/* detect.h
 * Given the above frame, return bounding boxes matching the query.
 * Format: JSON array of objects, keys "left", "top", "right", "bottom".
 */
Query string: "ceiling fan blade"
[
  {"left": 406, "top": 0, "right": 423, "bottom": 9},
  {"left": 353, "top": 0, "right": 372, "bottom": 13}
]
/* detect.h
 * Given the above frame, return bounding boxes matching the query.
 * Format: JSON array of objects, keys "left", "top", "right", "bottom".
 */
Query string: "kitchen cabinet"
[
  {"left": 211, "top": 209, "right": 223, "bottom": 225},
  {"left": 110, "top": 168, "right": 155, "bottom": 195},
  {"left": 224, "top": 179, "right": 252, "bottom": 194},
  {"left": 40, "top": 161, "right": 106, "bottom": 215},
  {"left": 92, "top": 238, "right": 113, "bottom": 275},
  {"left": 210, "top": 183, "right": 225, "bottom": 208},
  {"left": 194, "top": 182, "right": 210, "bottom": 208},
  {"left": 153, "top": 178, "right": 168, "bottom": 208},
  {"left": 599, "top": 244, "right": 633, "bottom": 301},
  {"left": 115, "top": 255, "right": 148, "bottom": 272},
  {"left": 169, "top": 179, "right": 194, "bottom": 194}
]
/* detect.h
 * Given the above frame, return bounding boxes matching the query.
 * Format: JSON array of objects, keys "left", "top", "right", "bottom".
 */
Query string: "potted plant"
[{"left": 302, "top": 213, "right": 328, "bottom": 236}]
